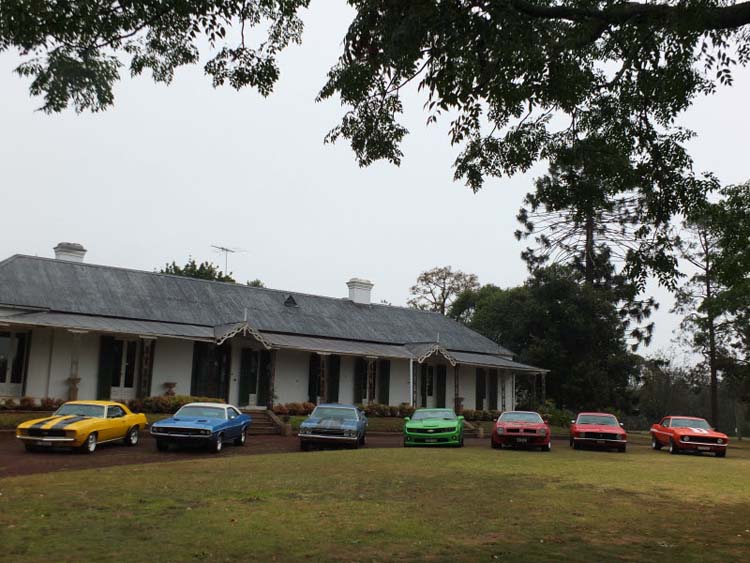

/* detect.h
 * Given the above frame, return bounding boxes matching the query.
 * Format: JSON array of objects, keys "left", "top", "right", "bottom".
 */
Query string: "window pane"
[
  {"left": 111, "top": 340, "right": 124, "bottom": 387},
  {"left": 0, "top": 332, "right": 9, "bottom": 383},
  {"left": 11, "top": 333, "right": 27, "bottom": 384},
  {"left": 124, "top": 341, "right": 137, "bottom": 388}
]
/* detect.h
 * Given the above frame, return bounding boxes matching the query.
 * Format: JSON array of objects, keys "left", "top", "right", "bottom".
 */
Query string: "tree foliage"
[
  {"left": 1, "top": 0, "right": 309, "bottom": 113},
  {"left": 408, "top": 266, "right": 479, "bottom": 315},
  {"left": 161, "top": 258, "right": 235, "bottom": 282},
  {"left": 450, "top": 266, "right": 638, "bottom": 411}
]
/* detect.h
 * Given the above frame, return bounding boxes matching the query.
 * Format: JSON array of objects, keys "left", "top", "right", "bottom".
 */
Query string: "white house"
[{"left": 0, "top": 243, "right": 545, "bottom": 410}]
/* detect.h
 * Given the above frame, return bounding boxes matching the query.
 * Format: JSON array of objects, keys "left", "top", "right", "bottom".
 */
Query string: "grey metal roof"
[
  {"left": 0, "top": 255, "right": 512, "bottom": 355},
  {"left": 449, "top": 351, "right": 548, "bottom": 373},
  {"left": 0, "top": 311, "right": 214, "bottom": 341},
  {"left": 264, "top": 333, "right": 414, "bottom": 359}
]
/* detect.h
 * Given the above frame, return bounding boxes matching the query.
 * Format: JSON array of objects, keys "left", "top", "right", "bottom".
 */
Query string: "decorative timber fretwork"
[{"left": 213, "top": 321, "right": 272, "bottom": 348}]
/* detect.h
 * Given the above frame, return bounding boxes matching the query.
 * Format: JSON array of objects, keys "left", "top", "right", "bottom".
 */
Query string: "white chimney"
[
  {"left": 347, "top": 278, "right": 374, "bottom": 305},
  {"left": 53, "top": 242, "right": 87, "bottom": 262}
]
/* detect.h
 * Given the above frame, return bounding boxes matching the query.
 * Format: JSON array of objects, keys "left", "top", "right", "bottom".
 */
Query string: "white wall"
[
  {"left": 388, "top": 359, "right": 411, "bottom": 405},
  {"left": 338, "top": 355, "right": 354, "bottom": 404},
  {"left": 23, "top": 328, "right": 99, "bottom": 400},
  {"left": 274, "top": 349, "right": 310, "bottom": 403},
  {"left": 151, "top": 338, "right": 194, "bottom": 396}
]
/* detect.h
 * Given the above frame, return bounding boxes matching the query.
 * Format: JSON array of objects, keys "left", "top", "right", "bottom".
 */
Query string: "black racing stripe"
[
  {"left": 50, "top": 416, "right": 90, "bottom": 430},
  {"left": 29, "top": 417, "right": 61, "bottom": 429}
]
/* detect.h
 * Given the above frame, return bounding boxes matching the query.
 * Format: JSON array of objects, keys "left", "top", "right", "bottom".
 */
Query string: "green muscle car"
[{"left": 403, "top": 408, "right": 464, "bottom": 447}]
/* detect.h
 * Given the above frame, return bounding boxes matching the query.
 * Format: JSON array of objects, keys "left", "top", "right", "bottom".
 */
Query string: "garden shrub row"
[
  {"left": 0, "top": 397, "right": 65, "bottom": 411},
  {"left": 126, "top": 395, "right": 225, "bottom": 414}
]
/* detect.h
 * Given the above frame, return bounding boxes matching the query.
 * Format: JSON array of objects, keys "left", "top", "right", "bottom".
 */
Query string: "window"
[
  {"left": 662, "top": 418, "right": 671, "bottom": 428},
  {"left": 107, "top": 406, "right": 125, "bottom": 418},
  {"left": 0, "top": 332, "right": 29, "bottom": 387},
  {"left": 228, "top": 407, "right": 240, "bottom": 419}
]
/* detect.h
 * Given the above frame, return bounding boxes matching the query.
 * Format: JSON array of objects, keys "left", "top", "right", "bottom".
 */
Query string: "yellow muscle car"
[{"left": 16, "top": 400, "right": 147, "bottom": 453}]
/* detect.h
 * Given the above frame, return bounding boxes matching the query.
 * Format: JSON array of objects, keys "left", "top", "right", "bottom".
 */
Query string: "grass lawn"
[{"left": 1, "top": 436, "right": 749, "bottom": 562}]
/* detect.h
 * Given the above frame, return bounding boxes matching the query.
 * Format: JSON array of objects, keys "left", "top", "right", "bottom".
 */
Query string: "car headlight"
[
  {"left": 201, "top": 429, "right": 211, "bottom": 436},
  {"left": 151, "top": 426, "right": 161, "bottom": 433},
  {"left": 496, "top": 427, "right": 504, "bottom": 434},
  {"left": 618, "top": 434, "right": 626, "bottom": 441},
  {"left": 717, "top": 438, "right": 724, "bottom": 444},
  {"left": 682, "top": 436, "right": 690, "bottom": 442},
  {"left": 538, "top": 428, "right": 547, "bottom": 436},
  {"left": 345, "top": 429, "right": 357, "bottom": 437}
]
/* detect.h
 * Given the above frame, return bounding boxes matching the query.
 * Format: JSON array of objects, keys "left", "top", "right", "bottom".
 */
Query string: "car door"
[
  {"left": 227, "top": 407, "right": 242, "bottom": 438},
  {"left": 104, "top": 405, "right": 129, "bottom": 440},
  {"left": 358, "top": 409, "right": 367, "bottom": 438},
  {"left": 656, "top": 418, "right": 670, "bottom": 446}
]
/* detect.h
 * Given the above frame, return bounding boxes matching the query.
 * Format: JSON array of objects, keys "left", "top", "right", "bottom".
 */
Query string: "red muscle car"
[
  {"left": 491, "top": 410, "right": 551, "bottom": 452},
  {"left": 569, "top": 412, "right": 627, "bottom": 452},
  {"left": 650, "top": 416, "right": 728, "bottom": 457}
]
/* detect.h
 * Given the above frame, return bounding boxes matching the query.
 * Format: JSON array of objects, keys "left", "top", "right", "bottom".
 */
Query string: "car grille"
[
  {"left": 685, "top": 436, "right": 721, "bottom": 444},
  {"left": 311, "top": 428, "right": 347, "bottom": 437},
  {"left": 504, "top": 428, "right": 538, "bottom": 434},
  {"left": 414, "top": 437, "right": 451, "bottom": 443},
  {"left": 155, "top": 427, "right": 206, "bottom": 436},
  {"left": 582, "top": 432, "right": 619, "bottom": 440},
  {"left": 410, "top": 427, "right": 454, "bottom": 434},
  {"left": 25, "top": 429, "right": 66, "bottom": 437}
]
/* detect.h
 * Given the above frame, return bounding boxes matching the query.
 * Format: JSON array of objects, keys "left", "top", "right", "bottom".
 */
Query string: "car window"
[
  {"left": 662, "top": 418, "right": 670, "bottom": 428},
  {"left": 228, "top": 408, "right": 239, "bottom": 420},
  {"left": 107, "top": 406, "right": 125, "bottom": 418}
]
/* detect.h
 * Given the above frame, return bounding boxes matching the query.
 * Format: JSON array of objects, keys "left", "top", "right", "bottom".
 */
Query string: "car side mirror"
[
  {"left": 619, "top": 422, "right": 624, "bottom": 427},
  {"left": 542, "top": 416, "right": 550, "bottom": 423},
  {"left": 457, "top": 416, "right": 464, "bottom": 421},
  {"left": 570, "top": 419, "right": 576, "bottom": 424},
  {"left": 404, "top": 417, "right": 410, "bottom": 422}
]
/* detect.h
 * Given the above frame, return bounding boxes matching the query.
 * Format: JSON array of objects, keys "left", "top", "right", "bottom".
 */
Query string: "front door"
[
  {"left": 256, "top": 350, "right": 272, "bottom": 407},
  {"left": 190, "top": 342, "right": 231, "bottom": 401},
  {"left": 0, "top": 332, "right": 28, "bottom": 398},
  {"left": 435, "top": 365, "right": 446, "bottom": 408},
  {"left": 110, "top": 340, "right": 138, "bottom": 402}
]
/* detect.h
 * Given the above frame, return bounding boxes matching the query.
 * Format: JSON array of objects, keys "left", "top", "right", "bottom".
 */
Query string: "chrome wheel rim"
[
  {"left": 216, "top": 436, "right": 223, "bottom": 452},
  {"left": 87, "top": 434, "right": 96, "bottom": 452},
  {"left": 130, "top": 429, "right": 138, "bottom": 445},
  {"left": 240, "top": 430, "right": 246, "bottom": 444}
]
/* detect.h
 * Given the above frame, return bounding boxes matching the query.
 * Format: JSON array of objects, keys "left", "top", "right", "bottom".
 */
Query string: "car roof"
[
  {"left": 66, "top": 400, "right": 122, "bottom": 406},
  {"left": 316, "top": 403, "right": 357, "bottom": 409},
  {"left": 415, "top": 407, "right": 453, "bottom": 411},
  {"left": 578, "top": 412, "right": 616, "bottom": 416},
  {"left": 502, "top": 410, "right": 540, "bottom": 415},
  {"left": 666, "top": 415, "right": 706, "bottom": 421},
  {"left": 182, "top": 402, "right": 229, "bottom": 408}
]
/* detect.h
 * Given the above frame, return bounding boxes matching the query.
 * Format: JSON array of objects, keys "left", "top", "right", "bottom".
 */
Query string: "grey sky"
[{"left": 1, "top": 1, "right": 748, "bottom": 357}]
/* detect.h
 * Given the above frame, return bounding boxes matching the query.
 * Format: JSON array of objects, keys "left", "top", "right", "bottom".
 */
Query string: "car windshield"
[
  {"left": 411, "top": 409, "right": 457, "bottom": 421},
  {"left": 54, "top": 403, "right": 106, "bottom": 418},
  {"left": 311, "top": 407, "right": 357, "bottom": 421},
  {"left": 671, "top": 418, "right": 711, "bottom": 429},
  {"left": 576, "top": 414, "right": 619, "bottom": 426},
  {"left": 175, "top": 406, "right": 226, "bottom": 419},
  {"left": 498, "top": 412, "right": 543, "bottom": 423}
]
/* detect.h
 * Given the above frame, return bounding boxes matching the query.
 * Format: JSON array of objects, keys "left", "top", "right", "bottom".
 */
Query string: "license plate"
[
  {"left": 35, "top": 441, "right": 52, "bottom": 447},
  {"left": 516, "top": 438, "right": 527, "bottom": 443},
  {"left": 425, "top": 438, "right": 437, "bottom": 443},
  {"left": 698, "top": 446, "right": 710, "bottom": 451}
]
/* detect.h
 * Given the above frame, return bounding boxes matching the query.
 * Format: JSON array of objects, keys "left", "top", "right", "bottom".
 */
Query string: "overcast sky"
[{"left": 2, "top": 2, "right": 748, "bottom": 357}]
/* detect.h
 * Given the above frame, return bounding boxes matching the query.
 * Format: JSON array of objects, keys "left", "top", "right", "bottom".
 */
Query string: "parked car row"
[
  {"left": 16, "top": 400, "right": 730, "bottom": 459},
  {"left": 16, "top": 400, "right": 252, "bottom": 454}
]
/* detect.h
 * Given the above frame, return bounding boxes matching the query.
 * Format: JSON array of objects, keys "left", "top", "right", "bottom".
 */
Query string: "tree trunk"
[
  {"left": 704, "top": 244, "right": 719, "bottom": 428},
  {"left": 584, "top": 212, "right": 595, "bottom": 285}
]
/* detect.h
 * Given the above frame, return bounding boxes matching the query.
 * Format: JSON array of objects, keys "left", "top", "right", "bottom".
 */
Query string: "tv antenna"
[{"left": 211, "top": 245, "right": 245, "bottom": 273}]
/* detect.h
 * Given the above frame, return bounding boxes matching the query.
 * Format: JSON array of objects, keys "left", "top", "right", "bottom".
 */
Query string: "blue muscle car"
[
  {"left": 298, "top": 404, "right": 367, "bottom": 451},
  {"left": 150, "top": 402, "right": 252, "bottom": 453}
]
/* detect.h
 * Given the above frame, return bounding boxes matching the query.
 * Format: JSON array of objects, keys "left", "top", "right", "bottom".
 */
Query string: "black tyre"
[
  {"left": 618, "top": 445, "right": 627, "bottom": 453},
  {"left": 491, "top": 439, "right": 500, "bottom": 449},
  {"left": 24, "top": 443, "right": 38, "bottom": 453},
  {"left": 716, "top": 450, "right": 726, "bottom": 458},
  {"left": 300, "top": 441, "right": 310, "bottom": 452},
  {"left": 569, "top": 438, "right": 574, "bottom": 448},
  {"left": 210, "top": 433, "right": 224, "bottom": 454},
  {"left": 459, "top": 435, "right": 465, "bottom": 448},
  {"left": 651, "top": 436, "right": 662, "bottom": 450},
  {"left": 542, "top": 442, "right": 552, "bottom": 452},
  {"left": 573, "top": 441, "right": 581, "bottom": 450},
  {"left": 156, "top": 440, "right": 169, "bottom": 452},
  {"left": 234, "top": 427, "right": 247, "bottom": 446},
  {"left": 668, "top": 439, "right": 679, "bottom": 455},
  {"left": 80, "top": 433, "right": 97, "bottom": 454},
  {"left": 124, "top": 427, "right": 139, "bottom": 447}
]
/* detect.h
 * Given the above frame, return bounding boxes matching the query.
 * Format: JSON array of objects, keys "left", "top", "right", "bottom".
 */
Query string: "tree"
[
  {"left": 450, "top": 266, "right": 638, "bottom": 411},
  {"left": 515, "top": 140, "right": 658, "bottom": 347},
  {"left": 247, "top": 279, "right": 265, "bottom": 287},
  {"left": 408, "top": 266, "right": 479, "bottom": 315},
  {"left": 161, "top": 258, "right": 235, "bottom": 282}
]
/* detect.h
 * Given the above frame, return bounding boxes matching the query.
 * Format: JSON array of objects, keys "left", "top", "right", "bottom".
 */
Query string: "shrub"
[
  {"left": 129, "top": 395, "right": 225, "bottom": 414},
  {"left": 40, "top": 397, "right": 64, "bottom": 411},
  {"left": 301, "top": 402, "right": 315, "bottom": 415},
  {"left": 536, "top": 401, "right": 575, "bottom": 428},
  {"left": 272, "top": 404, "right": 289, "bottom": 416},
  {"left": 2, "top": 398, "right": 17, "bottom": 410},
  {"left": 398, "top": 403, "right": 415, "bottom": 418},
  {"left": 19, "top": 396, "right": 36, "bottom": 410}
]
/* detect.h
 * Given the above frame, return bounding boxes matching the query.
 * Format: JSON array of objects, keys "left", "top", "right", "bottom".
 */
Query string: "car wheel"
[
  {"left": 573, "top": 441, "right": 581, "bottom": 450},
  {"left": 80, "top": 433, "right": 97, "bottom": 454},
  {"left": 668, "top": 439, "right": 679, "bottom": 455},
  {"left": 234, "top": 427, "right": 247, "bottom": 446},
  {"left": 716, "top": 450, "right": 726, "bottom": 458},
  {"left": 618, "top": 445, "right": 627, "bottom": 453},
  {"left": 360, "top": 434, "right": 366, "bottom": 447},
  {"left": 124, "top": 427, "right": 139, "bottom": 447},
  {"left": 459, "top": 435, "right": 465, "bottom": 448},
  {"left": 156, "top": 440, "right": 169, "bottom": 452},
  {"left": 491, "top": 439, "right": 499, "bottom": 449},
  {"left": 300, "top": 441, "right": 310, "bottom": 452},
  {"left": 210, "top": 433, "right": 224, "bottom": 454},
  {"left": 542, "top": 442, "right": 552, "bottom": 452},
  {"left": 350, "top": 438, "right": 360, "bottom": 450},
  {"left": 24, "top": 443, "right": 39, "bottom": 453},
  {"left": 651, "top": 436, "right": 662, "bottom": 450}
]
